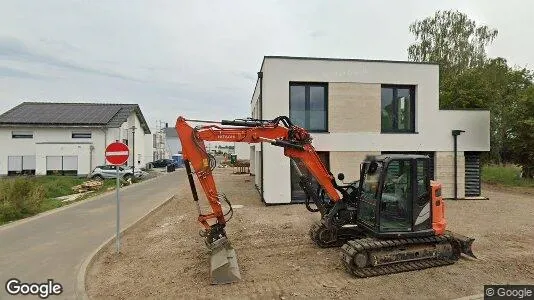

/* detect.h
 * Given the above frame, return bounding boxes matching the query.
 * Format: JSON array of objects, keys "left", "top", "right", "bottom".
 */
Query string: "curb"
[
  {"left": 75, "top": 194, "right": 176, "bottom": 299},
  {"left": 0, "top": 170, "right": 182, "bottom": 231}
]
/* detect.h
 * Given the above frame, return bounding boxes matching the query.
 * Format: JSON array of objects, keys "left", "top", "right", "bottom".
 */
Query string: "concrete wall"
[{"left": 250, "top": 57, "right": 490, "bottom": 203}]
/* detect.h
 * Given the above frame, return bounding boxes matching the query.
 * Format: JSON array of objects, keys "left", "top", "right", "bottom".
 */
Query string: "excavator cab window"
[
  {"left": 379, "top": 159, "right": 413, "bottom": 232},
  {"left": 357, "top": 161, "right": 382, "bottom": 228}
]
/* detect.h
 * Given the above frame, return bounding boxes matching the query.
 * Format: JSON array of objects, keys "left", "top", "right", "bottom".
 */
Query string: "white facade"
[
  {"left": 234, "top": 143, "right": 250, "bottom": 160},
  {"left": 0, "top": 112, "right": 154, "bottom": 176},
  {"left": 250, "top": 57, "right": 490, "bottom": 204}
]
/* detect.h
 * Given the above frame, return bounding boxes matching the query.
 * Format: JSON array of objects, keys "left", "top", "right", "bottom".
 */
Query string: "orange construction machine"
[{"left": 176, "top": 115, "right": 476, "bottom": 284}]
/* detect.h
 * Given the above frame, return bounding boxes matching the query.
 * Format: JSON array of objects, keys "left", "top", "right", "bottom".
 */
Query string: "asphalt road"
[{"left": 0, "top": 170, "right": 185, "bottom": 299}]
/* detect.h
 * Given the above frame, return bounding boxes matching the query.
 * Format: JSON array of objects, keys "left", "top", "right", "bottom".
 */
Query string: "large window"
[
  {"left": 7, "top": 156, "right": 36, "bottom": 175},
  {"left": 290, "top": 152, "right": 329, "bottom": 202},
  {"left": 381, "top": 85, "right": 415, "bottom": 133},
  {"left": 289, "top": 83, "right": 328, "bottom": 132}
]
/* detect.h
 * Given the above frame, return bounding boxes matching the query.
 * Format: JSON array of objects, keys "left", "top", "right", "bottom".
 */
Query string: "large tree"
[
  {"left": 407, "top": 10, "right": 534, "bottom": 169},
  {"left": 408, "top": 10, "right": 498, "bottom": 75},
  {"left": 509, "top": 85, "right": 534, "bottom": 177}
]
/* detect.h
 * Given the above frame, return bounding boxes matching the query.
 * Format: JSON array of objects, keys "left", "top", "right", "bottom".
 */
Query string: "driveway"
[{"left": 0, "top": 170, "right": 185, "bottom": 299}]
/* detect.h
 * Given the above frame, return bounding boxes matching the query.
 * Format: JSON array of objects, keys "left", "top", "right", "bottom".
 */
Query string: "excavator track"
[
  {"left": 340, "top": 235, "right": 459, "bottom": 277},
  {"left": 309, "top": 221, "right": 366, "bottom": 248}
]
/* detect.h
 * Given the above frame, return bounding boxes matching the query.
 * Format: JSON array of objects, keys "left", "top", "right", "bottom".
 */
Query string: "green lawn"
[{"left": 482, "top": 164, "right": 534, "bottom": 187}]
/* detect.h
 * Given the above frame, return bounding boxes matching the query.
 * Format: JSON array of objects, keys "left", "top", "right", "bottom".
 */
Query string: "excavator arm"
[
  {"left": 176, "top": 116, "right": 341, "bottom": 229},
  {"left": 175, "top": 115, "right": 344, "bottom": 283}
]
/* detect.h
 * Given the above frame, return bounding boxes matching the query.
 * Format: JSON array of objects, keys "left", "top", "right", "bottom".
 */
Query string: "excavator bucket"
[{"left": 209, "top": 242, "right": 241, "bottom": 284}]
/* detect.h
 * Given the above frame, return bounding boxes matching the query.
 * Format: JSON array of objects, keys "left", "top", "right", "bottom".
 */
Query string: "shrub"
[
  {"left": 0, "top": 178, "right": 45, "bottom": 223},
  {"left": 482, "top": 164, "right": 534, "bottom": 187}
]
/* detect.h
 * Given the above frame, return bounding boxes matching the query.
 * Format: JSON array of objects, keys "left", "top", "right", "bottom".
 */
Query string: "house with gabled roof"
[{"left": 0, "top": 102, "right": 154, "bottom": 176}]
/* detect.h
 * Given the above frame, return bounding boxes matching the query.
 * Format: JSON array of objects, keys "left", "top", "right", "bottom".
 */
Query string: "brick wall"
[
  {"left": 435, "top": 151, "right": 465, "bottom": 198},
  {"left": 328, "top": 83, "right": 380, "bottom": 133}
]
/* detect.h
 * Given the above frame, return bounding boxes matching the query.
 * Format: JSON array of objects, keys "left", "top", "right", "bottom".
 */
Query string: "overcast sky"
[{"left": 1, "top": 0, "right": 532, "bottom": 131}]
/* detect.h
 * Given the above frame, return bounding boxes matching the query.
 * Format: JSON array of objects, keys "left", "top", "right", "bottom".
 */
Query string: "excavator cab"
[{"left": 356, "top": 155, "right": 435, "bottom": 238}]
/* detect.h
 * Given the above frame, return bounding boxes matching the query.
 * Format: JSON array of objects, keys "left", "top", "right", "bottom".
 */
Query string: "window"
[
  {"left": 380, "top": 160, "right": 412, "bottom": 232},
  {"left": 72, "top": 131, "right": 91, "bottom": 138},
  {"left": 46, "top": 156, "right": 78, "bottom": 176},
  {"left": 290, "top": 83, "right": 328, "bottom": 132},
  {"left": 290, "top": 152, "right": 329, "bottom": 202},
  {"left": 381, "top": 85, "right": 415, "bottom": 133},
  {"left": 12, "top": 131, "right": 33, "bottom": 138},
  {"left": 7, "top": 156, "right": 36, "bottom": 175}
]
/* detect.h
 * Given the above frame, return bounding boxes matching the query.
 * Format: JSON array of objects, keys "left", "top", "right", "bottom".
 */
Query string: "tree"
[
  {"left": 408, "top": 10, "right": 498, "bottom": 74},
  {"left": 509, "top": 86, "right": 534, "bottom": 177},
  {"left": 407, "top": 10, "right": 534, "bottom": 168}
]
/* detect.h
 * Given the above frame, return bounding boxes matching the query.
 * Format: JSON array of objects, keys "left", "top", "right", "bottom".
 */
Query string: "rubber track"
[
  {"left": 340, "top": 236, "right": 457, "bottom": 277},
  {"left": 309, "top": 221, "right": 346, "bottom": 248}
]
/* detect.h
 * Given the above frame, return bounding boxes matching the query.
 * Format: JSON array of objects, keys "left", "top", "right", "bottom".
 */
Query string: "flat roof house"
[
  {"left": 250, "top": 56, "right": 490, "bottom": 203},
  {"left": 0, "top": 102, "right": 153, "bottom": 176}
]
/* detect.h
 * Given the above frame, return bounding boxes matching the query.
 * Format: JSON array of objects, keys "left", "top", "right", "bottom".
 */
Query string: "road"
[{"left": 0, "top": 170, "right": 185, "bottom": 299}]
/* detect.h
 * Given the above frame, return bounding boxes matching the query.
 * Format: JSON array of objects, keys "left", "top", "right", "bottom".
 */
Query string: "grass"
[
  {"left": 1, "top": 175, "right": 137, "bottom": 225},
  {"left": 482, "top": 164, "right": 534, "bottom": 187}
]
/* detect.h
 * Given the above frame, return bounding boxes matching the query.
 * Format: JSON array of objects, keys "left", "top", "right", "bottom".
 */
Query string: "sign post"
[{"left": 105, "top": 141, "right": 130, "bottom": 254}]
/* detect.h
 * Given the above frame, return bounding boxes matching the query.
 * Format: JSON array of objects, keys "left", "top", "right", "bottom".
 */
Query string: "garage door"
[{"left": 464, "top": 152, "right": 481, "bottom": 197}]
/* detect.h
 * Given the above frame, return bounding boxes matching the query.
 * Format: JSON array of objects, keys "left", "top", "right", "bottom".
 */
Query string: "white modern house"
[
  {"left": 0, "top": 102, "right": 154, "bottom": 176},
  {"left": 250, "top": 56, "right": 490, "bottom": 204}
]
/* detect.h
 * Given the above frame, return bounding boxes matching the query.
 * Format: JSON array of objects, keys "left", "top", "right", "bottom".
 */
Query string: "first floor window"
[
  {"left": 290, "top": 82, "right": 328, "bottom": 132},
  {"left": 72, "top": 131, "right": 91, "bottom": 138},
  {"left": 381, "top": 85, "right": 415, "bottom": 133},
  {"left": 12, "top": 131, "right": 33, "bottom": 138}
]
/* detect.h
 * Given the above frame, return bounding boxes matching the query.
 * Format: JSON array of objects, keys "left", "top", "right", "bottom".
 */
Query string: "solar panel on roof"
[{"left": 0, "top": 103, "right": 123, "bottom": 124}]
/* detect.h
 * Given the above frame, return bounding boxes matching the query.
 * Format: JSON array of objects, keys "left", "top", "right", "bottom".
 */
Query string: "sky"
[{"left": 1, "top": 0, "right": 533, "bottom": 132}]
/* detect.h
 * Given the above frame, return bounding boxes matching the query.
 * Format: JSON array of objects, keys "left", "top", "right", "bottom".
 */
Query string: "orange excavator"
[{"left": 176, "top": 115, "right": 476, "bottom": 284}]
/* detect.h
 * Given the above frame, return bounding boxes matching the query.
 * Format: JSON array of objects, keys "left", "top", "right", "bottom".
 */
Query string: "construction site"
[
  {"left": 84, "top": 110, "right": 534, "bottom": 300},
  {"left": 86, "top": 167, "right": 534, "bottom": 299}
]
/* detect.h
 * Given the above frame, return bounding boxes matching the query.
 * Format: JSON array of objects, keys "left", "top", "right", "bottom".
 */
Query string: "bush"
[
  {"left": 482, "top": 164, "right": 534, "bottom": 187},
  {"left": 0, "top": 178, "right": 45, "bottom": 223}
]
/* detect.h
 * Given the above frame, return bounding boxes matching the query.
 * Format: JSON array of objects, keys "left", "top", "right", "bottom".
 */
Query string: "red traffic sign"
[{"left": 105, "top": 141, "right": 130, "bottom": 165}]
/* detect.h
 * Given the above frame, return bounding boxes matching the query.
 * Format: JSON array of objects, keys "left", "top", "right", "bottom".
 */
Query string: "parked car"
[
  {"left": 149, "top": 159, "right": 177, "bottom": 168},
  {"left": 90, "top": 165, "right": 147, "bottom": 180}
]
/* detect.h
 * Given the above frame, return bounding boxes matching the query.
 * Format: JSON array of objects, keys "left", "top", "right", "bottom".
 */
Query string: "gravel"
[{"left": 86, "top": 169, "right": 534, "bottom": 299}]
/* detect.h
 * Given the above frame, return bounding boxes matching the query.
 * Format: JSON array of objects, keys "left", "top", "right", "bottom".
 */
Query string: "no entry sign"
[{"left": 105, "top": 141, "right": 129, "bottom": 165}]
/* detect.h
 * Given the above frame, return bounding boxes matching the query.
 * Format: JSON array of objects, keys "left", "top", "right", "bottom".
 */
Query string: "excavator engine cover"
[{"left": 209, "top": 237, "right": 241, "bottom": 284}]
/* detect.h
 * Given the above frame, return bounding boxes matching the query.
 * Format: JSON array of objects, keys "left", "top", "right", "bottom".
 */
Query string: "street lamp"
[
  {"left": 452, "top": 129, "right": 465, "bottom": 200},
  {"left": 131, "top": 126, "right": 136, "bottom": 172}
]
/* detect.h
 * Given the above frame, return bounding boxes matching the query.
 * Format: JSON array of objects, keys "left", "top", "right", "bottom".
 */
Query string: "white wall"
[
  {"left": 234, "top": 143, "right": 250, "bottom": 160},
  {"left": 0, "top": 112, "right": 153, "bottom": 175},
  {"left": 252, "top": 57, "right": 490, "bottom": 204},
  {"left": 0, "top": 127, "right": 106, "bottom": 175}
]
